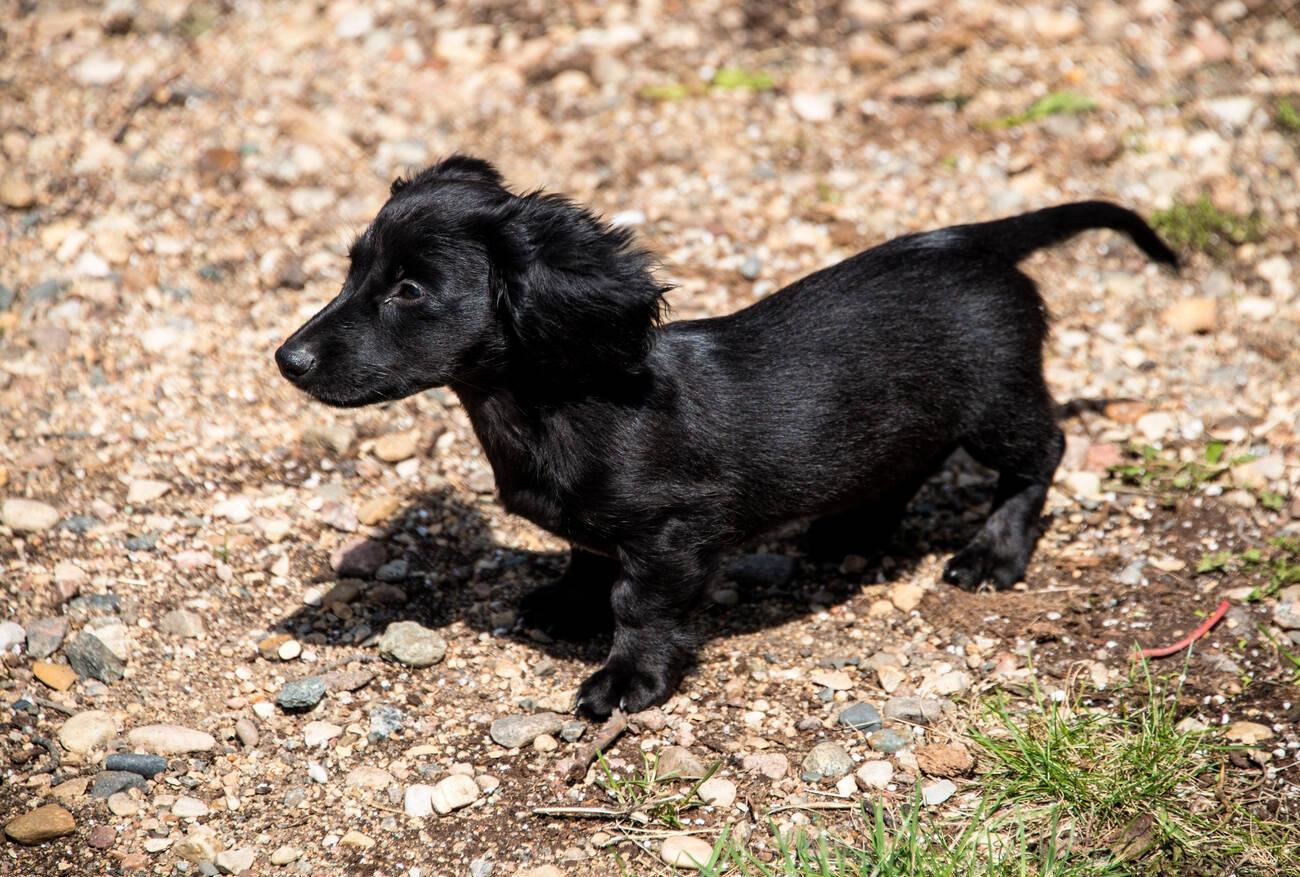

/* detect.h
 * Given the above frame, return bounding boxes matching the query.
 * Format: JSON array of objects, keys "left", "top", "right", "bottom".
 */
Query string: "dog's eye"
[{"left": 392, "top": 280, "right": 424, "bottom": 303}]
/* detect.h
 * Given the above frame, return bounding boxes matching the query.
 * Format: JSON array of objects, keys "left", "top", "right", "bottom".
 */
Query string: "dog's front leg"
[{"left": 576, "top": 543, "right": 714, "bottom": 719}]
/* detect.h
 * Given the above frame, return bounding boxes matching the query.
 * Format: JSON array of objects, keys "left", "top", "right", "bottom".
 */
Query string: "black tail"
[{"left": 959, "top": 201, "right": 1179, "bottom": 270}]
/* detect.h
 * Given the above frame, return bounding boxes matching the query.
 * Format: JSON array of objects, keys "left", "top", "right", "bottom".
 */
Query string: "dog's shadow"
[{"left": 276, "top": 451, "right": 1000, "bottom": 671}]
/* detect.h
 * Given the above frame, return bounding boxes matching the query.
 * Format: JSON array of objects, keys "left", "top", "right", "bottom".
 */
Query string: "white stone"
[
  {"left": 661, "top": 835, "right": 714, "bottom": 869},
  {"left": 127, "top": 480, "right": 171, "bottom": 504},
  {"left": 172, "top": 796, "right": 210, "bottom": 818},
  {"left": 877, "top": 666, "right": 905, "bottom": 693},
  {"left": 696, "top": 777, "right": 736, "bottom": 808},
  {"left": 1063, "top": 471, "right": 1102, "bottom": 500},
  {"left": 1136, "top": 411, "right": 1175, "bottom": 441},
  {"left": 127, "top": 724, "right": 216, "bottom": 755},
  {"left": 1238, "top": 296, "right": 1277, "bottom": 320},
  {"left": 1204, "top": 95, "right": 1256, "bottom": 129},
  {"left": 609, "top": 209, "right": 646, "bottom": 227},
  {"left": 74, "top": 251, "right": 111, "bottom": 278},
  {"left": 791, "top": 91, "right": 836, "bottom": 122},
  {"left": 58, "top": 710, "right": 118, "bottom": 753},
  {"left": 1257, "top": 255, "right": 1294, "bottom": 299},
  {"left": 2, "top": 498, "right": 60, "bottom": 532},
  {"left": 932, "top": 670, "right": 970, "bottom": 696},
  {"left": 73, "top": 54, "right": 126, "bottom": 86},
  {"left": 429, "top": 774, "right": 480, "bottom": 814},
  {"left": 303, "top": 721, "right": 342, "bottom": 747},
  {"left": 0, "top": 621, "right": 24, "bottom": 652},
  {"left": 404, "top": 783, "right": 435, "bottom": 817},
  {"left": 107, "top": 792, "right": 139, "bottom": 817},
  {"left": 334, "top": 9, "right": 374, "bottom": 39},
  {"left": 270, "top": 846, "right": 301, "bottom": 866},
  {"left": 215, "top": 848, "right": 256, "bottom": 875},
  {"left": 922, "top": 778, "right": 958, "bottom": 806},
  {"left": 213, "top": 496, "right": 253, "bottom": 523},
  {"left": 855, "top": 760, "right": 894, "bottom": 790}
]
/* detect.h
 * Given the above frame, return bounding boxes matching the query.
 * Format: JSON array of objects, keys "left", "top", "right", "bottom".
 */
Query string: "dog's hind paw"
[{"left": 576, "top": 662, "right": 669, "bottom": 719}]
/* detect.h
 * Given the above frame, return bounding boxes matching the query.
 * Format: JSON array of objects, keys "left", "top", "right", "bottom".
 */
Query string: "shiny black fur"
[{"left": 275, "top": 156, "right": 1177, "bottom": 717}]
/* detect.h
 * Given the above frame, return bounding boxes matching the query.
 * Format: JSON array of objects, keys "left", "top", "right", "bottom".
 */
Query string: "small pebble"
[
  {"left": 838, "top": 702, "right": 883, "bottom": 732},
  {"left": 277, "top": 677, "right": 327, "bottom": 711},
  {"left": 922, "top": 778, "right": 958, "bottom": 806},
  {"left": 105, "top": 753, "right": 168, "bottom": 778},
  {"left": 90, "top": 771, "right": 147, "bottom": 799},
  {"left": 489, "top": 712, "right": 565, "bottom": 749},
  {"left": 377, "top": 621, "right": 446, "bottom": 667}
]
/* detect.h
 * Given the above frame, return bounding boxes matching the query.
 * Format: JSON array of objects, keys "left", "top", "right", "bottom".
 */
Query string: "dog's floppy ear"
[
  {"left": 392, "top": 155, "right": 505, "bottom": 196},
  {"left": 486, "top": 193, "right": 668, "bottom": 377}
]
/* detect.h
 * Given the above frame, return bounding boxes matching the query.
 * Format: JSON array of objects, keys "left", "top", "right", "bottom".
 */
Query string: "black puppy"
[{"left": 275, "top": 155, "right": 1176, "bottom": 717}]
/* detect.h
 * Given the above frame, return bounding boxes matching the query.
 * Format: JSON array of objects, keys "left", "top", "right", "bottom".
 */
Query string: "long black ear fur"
[{"left": 484, "top": 193, "right": 669, "bottom": 377}]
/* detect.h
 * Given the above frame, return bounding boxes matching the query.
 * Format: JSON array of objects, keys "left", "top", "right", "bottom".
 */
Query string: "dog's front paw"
[
  {"left": 942, "top": 545, "right": 990, "bottom": 590},
  {"left": 942, "top": 542, "right": 1023, "bottom": 590},
  {"left": 576, "top": 661, "right": 671, "bottom": 719},
  {"left": 518, "top": 583, "right": 614, "bottom": 640}
]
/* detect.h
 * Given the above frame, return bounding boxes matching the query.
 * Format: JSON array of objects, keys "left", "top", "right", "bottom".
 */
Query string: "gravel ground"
[{"left": 2, "top": 1, "right": 1299, "bottom": 875}]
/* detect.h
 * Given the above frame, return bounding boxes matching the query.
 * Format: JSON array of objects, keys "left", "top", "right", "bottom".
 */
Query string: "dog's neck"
[
  {"left": 450, "top": 367, "right": 654, "bottom": 539},
  {"left": 451, "top": 368, "right": 647, "bottom": 460},
  {"left": 450, "top": 381, "right": 586, "bottom": 538}
]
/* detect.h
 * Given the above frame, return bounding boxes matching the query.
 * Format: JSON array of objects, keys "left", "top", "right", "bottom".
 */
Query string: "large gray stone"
[
  {"left": 488, "top": 712, "right": 565, "bottom": 749},
  {"left": 800, "top": 742, "right": 853, "bottom": 783},
  {"left": 65, "top": 631, "right": 125, "bottom": 682},
  {"left": 377, "top": 621, "right": 446, "bottom": 667}
]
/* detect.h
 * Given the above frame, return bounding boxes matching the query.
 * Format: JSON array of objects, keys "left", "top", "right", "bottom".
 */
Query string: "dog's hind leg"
[
  {"left": 942, "top": 402, "right": 1064, "bottom": 590},
  {"left": 805, "top": 474, "right": 930, "bottom": 562},
  {"left": 518, "top": 548, "right": 619, "bottom": 639}
]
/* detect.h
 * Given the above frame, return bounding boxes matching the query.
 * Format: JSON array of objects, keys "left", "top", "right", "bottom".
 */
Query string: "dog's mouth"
[{"left": 295, "top": 382, "right": 413, "bottom": 409}]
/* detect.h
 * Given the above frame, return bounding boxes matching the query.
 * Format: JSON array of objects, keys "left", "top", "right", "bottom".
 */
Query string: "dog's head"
[{"left": 275, "top": 155, "right": 668, "bottom": 407}]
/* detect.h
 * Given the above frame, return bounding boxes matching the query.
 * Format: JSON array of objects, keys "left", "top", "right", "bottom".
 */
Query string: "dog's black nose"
[{"left": 275, "top": 344, "right": 317, "bottom": 381}]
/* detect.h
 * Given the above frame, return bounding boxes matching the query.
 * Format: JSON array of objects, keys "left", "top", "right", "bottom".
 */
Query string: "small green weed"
[
  {"left": 639, "top": 81, "right": 693, "bottom": 101},
  {"left": 1150, "top": 196, "right": 1264, "bottom": 255},
  {"left": 1108, "top": 440, "right": 1249, "bottom": 502},
  {"left": 1275, "top": 97, "right": 1300, "bottom": 133},
  {"left": 1194, "top": 536, "right": 1300, "bottom": 602},
  {"left": 641, "top": 67, "right": 777, "bottom": 102},
  {"left": 711, "top": 67, "right": 775, "bottom": 91},
  {"left": 591, "top": 750, "right": 719, "bottom": 830},
  {"left": 984, "top": 90, "right": 1097, "bottom": 129}
]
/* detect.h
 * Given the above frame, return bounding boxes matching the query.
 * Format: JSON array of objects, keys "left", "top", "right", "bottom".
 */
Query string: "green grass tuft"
[
  {"left": 705, "top": 799, "right": 1109, "bottom": 877},
  {"left": 1150, "top": 196, "right": 1264, "bottom": 255},
  {"left": 969, "top": 670, "right": 1299, "bottom": 876},
  {"left": 679, "top": 670, "right": 1298, "bottom": 876}
]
